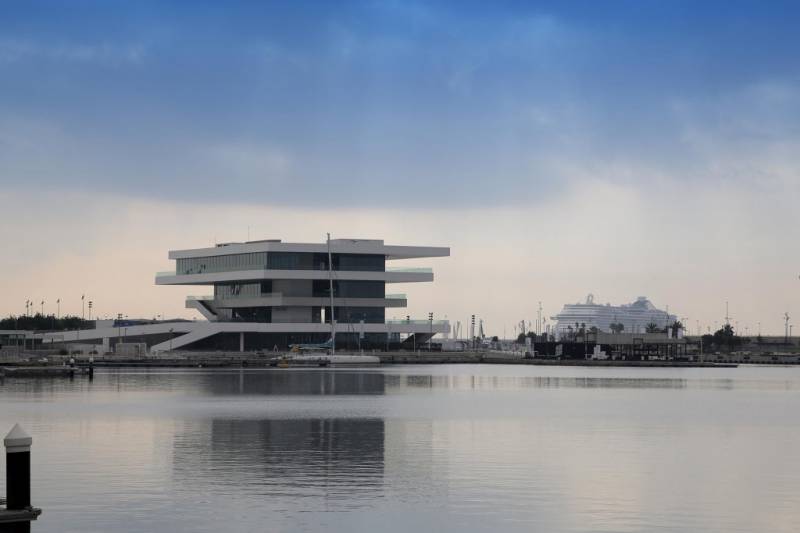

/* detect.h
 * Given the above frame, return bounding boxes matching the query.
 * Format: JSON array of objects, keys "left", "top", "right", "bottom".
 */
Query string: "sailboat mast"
[{"left": 327, "top": 233, "right": 336, "bottom": 355}]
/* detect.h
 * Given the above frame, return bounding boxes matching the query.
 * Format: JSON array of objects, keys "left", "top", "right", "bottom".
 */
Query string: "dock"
[
  {"left": 0, "top": 366, "right": 92, "bottom": 378},
  {"left": 0, "top": 352, "right": 738, "bottom": 370}
]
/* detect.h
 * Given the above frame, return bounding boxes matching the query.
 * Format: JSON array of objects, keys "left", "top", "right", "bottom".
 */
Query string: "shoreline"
[{"left": 2, "top": 352, "right": 742, "bottom": 372}]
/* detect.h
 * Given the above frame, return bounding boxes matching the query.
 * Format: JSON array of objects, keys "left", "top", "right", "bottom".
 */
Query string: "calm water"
[{"left": 1, "top": 364, "right": 799, "bottom": 533}]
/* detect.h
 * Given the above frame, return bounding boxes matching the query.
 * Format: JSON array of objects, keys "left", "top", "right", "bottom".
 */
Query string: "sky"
[{"left": 1, "top": 0, "right": 799, "bottom": 335}]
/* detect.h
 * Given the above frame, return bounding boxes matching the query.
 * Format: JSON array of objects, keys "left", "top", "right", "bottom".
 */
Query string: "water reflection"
[
  {"left": 2, "top": 368, "right": 798, "bottom": 402},
  {"left": 2, "top": 366, "right": 800, "bottom": 533},
  {"left": 172, "top": 418, "right": 385, "bottom": 504},
  {"left": 198, "top": 370, "right": 387, "bottom": 396},
  {"left": 384, "top": 374, "right": 799, "bottom": 391}
]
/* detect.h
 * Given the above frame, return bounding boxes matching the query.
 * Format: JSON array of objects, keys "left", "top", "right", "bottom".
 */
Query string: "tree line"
[{"left": 0, "top": 314, "right": 89, "bottom": 332}]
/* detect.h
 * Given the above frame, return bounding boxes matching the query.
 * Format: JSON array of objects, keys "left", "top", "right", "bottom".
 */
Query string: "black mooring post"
[
  {"left": 5, "top": 427, "right": 30, "bottom": 510},
  {"left": 1, "top": 424, "right": 41, "bottom": 533}
]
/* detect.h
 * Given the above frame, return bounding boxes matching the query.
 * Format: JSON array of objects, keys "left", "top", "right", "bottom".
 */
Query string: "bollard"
[
  {"left": 4, "top": 425, "right": 31, "bottom": 510},
  {"left": 1, "top": 424, "right": 42, "bottom": 533}
]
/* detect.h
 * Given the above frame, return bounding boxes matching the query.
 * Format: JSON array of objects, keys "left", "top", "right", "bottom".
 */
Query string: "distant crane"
[
  {"left": 785, "top": 312, "right": 791, "bottom": 344},
  {"left": 537, "top": 301, "right": 543, "bottom": 335}
]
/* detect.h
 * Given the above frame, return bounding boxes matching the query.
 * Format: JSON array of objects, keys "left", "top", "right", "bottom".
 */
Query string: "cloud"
[
  {"left": 671, "top": 79, "right": 800, "bottom": 188},
  {"left": 204, "top": 142, "right": 292, "bottom": 186},
  {"left": 1, "top": 180, "right": 797, "bottom": 335},
  {"left": 0, "top": 39, "right": 146, "bottom": 66},
  {"left": 1, "top": 1, "right": 799, "bottom": 216}
]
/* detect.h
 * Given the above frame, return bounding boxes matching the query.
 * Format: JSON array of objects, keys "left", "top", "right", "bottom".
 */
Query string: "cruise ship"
[{"left": 551, "top": 294, "right": 676, "bottom": 337}]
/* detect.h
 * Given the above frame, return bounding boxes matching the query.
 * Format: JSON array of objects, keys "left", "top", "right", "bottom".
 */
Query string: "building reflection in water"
[
  {"left": 382, "top": 374, "right": 694, "bottom": 390},
  {"left": 172, "top": 417, "right": 385, "bottom": 504},
  {"left": 197, "top": 369, "right": 388, "bottom": 396}
]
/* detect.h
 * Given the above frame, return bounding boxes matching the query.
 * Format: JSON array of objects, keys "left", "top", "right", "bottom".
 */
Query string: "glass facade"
[
  {"left": 267, "top": 252, "right": 318, "bottom": 270},
  {"left": 177, "top": 253, "right": 268, "bottom": 275},
  {"left": 214, "top": 283, "right": 260, "bottom": 299},
  {"left": 181, "top": 251, "right": 391, "bottom": 326},
  {"left": 177, "top": 252, "right": 385, "bottom": 275},
  {"left": 312, "top": 280, "right": 385, "bottom": 298},
  {"left": 313, "top": 306, "right": 385, "bottom": 324},
  {"left": 336, "top": 307, "right": 385, "bottom": 323},
  {"left": 214, "top": 280, "right": 273, "bottom": 299},
  {"left": 230, "top": 307, "right": 271, "bottom": 322},
  {"left": 186, "top": 332, "right": 391, "bottom": 351},
  {"left": 334, "top": 254, "right": 384, "bottom": 272},
  {"left": 312, "top": 306, "right": 385, "bottom": 324}
]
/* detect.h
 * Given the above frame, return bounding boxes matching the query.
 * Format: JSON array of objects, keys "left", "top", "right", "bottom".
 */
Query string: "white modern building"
[
  {"left": 37, "top": 238, "right": 451, "bottom": 353},
  {"left": 551, "top": 294, "right": 677, "bottom": 337}
]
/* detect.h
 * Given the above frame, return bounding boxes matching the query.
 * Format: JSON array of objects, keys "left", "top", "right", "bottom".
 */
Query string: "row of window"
[
  {"left": 218, "top": 306, "right": 384, "bottom": 324},
  {"left": 212, "top": 281, "right": 385, "bottom": 300},
  {"left": 177, "top": 252, "right": 385, "bottom": 275},
  {"left": 214, "top": 281, "right": 273, "bottom": 299},
  {"left": 311, "top": 280, "right": 385, "bottom": 299},
  {"left": 187, "top": 331, "right": 393, "bottom": 351}
]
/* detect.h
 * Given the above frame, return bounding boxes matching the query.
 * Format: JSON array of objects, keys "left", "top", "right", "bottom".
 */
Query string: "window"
[
  {"left": 312, "top": 280, "right": 385, "bottom": 298},
  {"left": 214, "top": 283, "right": 261, "bottom": 299},
  {"left": 177, "top": 252, "right": 267, "bottom": 274}
]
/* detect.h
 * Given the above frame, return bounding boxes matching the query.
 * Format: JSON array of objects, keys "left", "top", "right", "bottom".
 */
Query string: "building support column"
[{"left": 239, "top": 332, "right": 244, "bottom": 353}]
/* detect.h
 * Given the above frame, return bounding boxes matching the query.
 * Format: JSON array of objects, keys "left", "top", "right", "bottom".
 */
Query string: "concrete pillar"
[{"left": 239, "top": 332, "right": 244, "bottom": 353}]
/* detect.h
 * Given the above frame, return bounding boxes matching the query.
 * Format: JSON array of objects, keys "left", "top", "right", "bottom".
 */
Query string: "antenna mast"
[
  {"left": 327, "top": 233, "right": 336, "bottom": 355},
  {"left": 537, "top": 301, "right": 543, "bottom": 335}
]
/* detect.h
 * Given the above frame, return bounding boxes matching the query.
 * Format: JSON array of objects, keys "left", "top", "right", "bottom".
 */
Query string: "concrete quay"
[
  {"left": 1, "top": 352, "right": 740, "bottom": 369},
  {"left": 0, "top": 365, "right": 92, "bottom": 378}
]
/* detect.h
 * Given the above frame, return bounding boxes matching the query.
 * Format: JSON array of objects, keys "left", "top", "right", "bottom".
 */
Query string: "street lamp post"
[
  {"left": 406, "top": 315, "right": 414, "bottom": 353},
  {"left": 428, "top": 312, "right": 433, "bottom": 352},
  {"left": 117, "top": 313, "right": 123, "bottom": 353},
  {"left": 471, "top": 315, "right": 476, "bottom": 351}
]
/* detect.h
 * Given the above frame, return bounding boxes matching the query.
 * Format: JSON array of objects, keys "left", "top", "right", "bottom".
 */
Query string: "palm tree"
[{"left": 645, "top": 322, "right": 661, "bottom": 334}]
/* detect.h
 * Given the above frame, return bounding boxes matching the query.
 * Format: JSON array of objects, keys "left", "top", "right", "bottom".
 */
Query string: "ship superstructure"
[{"left": 552, "top": 294, "right": 676, "bottom": 337}]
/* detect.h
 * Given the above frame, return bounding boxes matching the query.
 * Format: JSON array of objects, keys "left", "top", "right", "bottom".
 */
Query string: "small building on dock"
[{"left": 533, "top": 331, "right": 691, "bottom": 361}]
